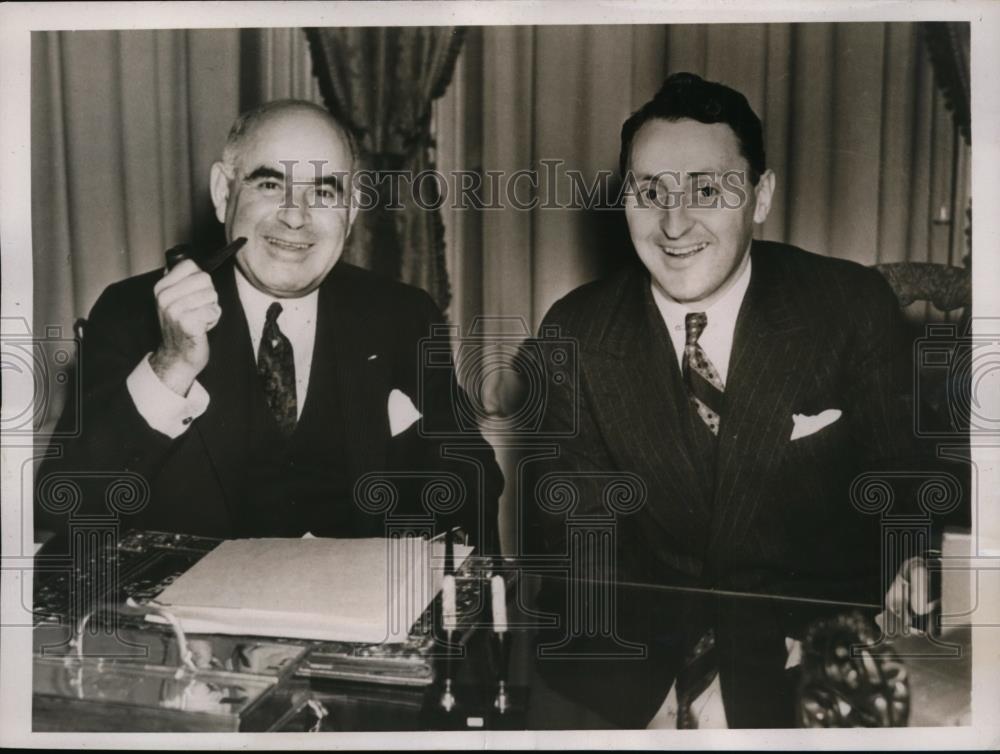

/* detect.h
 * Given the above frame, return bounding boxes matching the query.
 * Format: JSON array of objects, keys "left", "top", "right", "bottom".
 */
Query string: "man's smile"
[
  {"left": 659, "top": 241, "right": 709, "bottom": 259},
  {"left": 263, "top": 235, "right": 313, "bottom": 252}
]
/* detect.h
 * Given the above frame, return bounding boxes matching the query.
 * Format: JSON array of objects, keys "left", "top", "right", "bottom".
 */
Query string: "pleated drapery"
[
  {"left": 436, "top": 24, "right": 971, "bottom": 336},
  {"left": 305, "top": 27, "right": 466, "bottom": 310},
  {"left": 32, "top": 31, "right": 235, "bottom": 336}
]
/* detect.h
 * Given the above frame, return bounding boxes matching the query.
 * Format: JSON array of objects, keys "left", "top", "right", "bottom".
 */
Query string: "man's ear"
[
  {"left": 752, "top": 169, "right": 776, "bottom": 224},
  {"left": 209, "top": 162, "right": 232, "bottom": 225},
  {"left": 345, "top": 182, "right": 361, "bottom": 239}
]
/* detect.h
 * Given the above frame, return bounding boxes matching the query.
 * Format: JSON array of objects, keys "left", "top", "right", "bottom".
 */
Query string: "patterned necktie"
[
  {"left": 258, "top": 302, "right": 297, "bottom": 437},
  {"left": 683, "top": 312, "right": 724, "bottom": 436},
  {"left": 674, "top": 315, "right": 723, "bottom": 726},
  {"left": 675, "top": 628, "right": 719, "bottom": 728}
]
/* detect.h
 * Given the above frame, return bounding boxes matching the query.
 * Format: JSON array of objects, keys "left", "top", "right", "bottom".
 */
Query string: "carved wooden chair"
[
  {"left": 874, "top": 259, "right": 972, "bottom": 446},
  {"left": 873, "top": 261, "right": 971, "bottom": 322}
]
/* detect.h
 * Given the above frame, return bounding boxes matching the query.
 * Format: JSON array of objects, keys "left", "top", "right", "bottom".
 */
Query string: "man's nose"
[
  {"left": 276, "top": 189, "right": 310, "bottom": 229},
  {"left": 659, "top": 202, "right": 694, "bottom": 239}
]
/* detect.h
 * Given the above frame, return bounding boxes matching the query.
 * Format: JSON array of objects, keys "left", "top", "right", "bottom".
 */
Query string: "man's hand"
[
  {"left": 878, "top": 556, "right": 934, "bottom": 636},
  {"left": 149, "top": 259, "right": 221, "bottom": 396}
]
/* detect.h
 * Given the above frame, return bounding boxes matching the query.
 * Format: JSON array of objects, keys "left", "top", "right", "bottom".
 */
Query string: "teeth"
[
  {"left": 662, "top": 242, "right": 707, "bottom": 256},
  {"left": 266, "top": 237, "right": 311, "bottom": 251}
]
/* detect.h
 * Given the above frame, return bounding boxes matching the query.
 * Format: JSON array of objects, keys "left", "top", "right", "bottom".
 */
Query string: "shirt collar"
[{"left": 233, "top": 266, "right": 319, "bottom": 330}]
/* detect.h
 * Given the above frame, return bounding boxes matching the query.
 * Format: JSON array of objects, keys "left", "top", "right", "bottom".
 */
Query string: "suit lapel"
[
  {"left": 707, "top": 243, "right": 815, "bottom": 568},
  {"left": 315, "top": 264, "right": 389, "bottom": 479},
  {"left": 195, "top": 263, "right": 256, "bottom": 525},
  {"left": 196, "top": 263, "right": 391, "bottom": 518},
  {"left": 585, "top": 266, "right": 711, "bottom": 533}
]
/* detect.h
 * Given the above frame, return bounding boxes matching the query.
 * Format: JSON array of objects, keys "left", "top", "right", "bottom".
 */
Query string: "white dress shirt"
[
  {"left": 126, "top": 267, "right": 318, "bottom": 438},
  {"left": 650, "top": 256, "right": 752, "bottom": 386}
]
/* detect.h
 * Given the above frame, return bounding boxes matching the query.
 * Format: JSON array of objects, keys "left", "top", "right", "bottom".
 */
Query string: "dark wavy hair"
[{"left": 619, "top": 72, "right": 766, "bottom": 185}]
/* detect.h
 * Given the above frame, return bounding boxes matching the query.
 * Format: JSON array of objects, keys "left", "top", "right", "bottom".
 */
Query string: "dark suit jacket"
[
  {"left": 530, "top": 240, "right": 936, "bottom": 599},
  {"left": 37, "top": 260, "right": 502, "bottom": 548},
  {"left": 527, "top": 241, "right": 947, "bottom": 726}
]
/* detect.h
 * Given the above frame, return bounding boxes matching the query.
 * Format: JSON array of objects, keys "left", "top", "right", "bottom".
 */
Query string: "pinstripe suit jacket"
[{"left": 529, "top": 240, "right": 925, "bottom": 605}]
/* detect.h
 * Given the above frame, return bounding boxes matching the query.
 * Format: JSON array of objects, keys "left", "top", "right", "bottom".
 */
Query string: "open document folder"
[{"left": 147, "top": 537, "right": 472, "bottom": 644}]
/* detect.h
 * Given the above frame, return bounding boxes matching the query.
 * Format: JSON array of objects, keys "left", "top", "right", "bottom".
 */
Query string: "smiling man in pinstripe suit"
[{"left": 527, "top": 73, "right": 937, "bottom": 728}]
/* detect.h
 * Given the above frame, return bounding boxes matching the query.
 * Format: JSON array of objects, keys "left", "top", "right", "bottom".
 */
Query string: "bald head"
[{"left": 221, "top": 99, "right": 358, "bottom": 175}]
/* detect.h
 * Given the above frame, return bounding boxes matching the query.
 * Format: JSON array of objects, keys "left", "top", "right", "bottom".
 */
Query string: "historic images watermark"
[{"left": 254, "top": 159, "right": 755, "bottom": 213}]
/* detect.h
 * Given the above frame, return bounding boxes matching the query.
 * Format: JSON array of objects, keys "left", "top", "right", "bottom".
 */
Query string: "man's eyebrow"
[
  {"left": 315, "top": 173, "right": 345, "bottom": 193},
  {"left": 634, "top": 171, "right": 711, "bottom": 182},
  {"left": 242, "top": 165, "right": 345, "bottom": 193},
  {"left": 242, "top": 166, "right": 285, "bottom": 183}
]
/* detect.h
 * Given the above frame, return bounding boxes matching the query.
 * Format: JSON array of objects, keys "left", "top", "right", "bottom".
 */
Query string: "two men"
[
  {"left": 37, "top": 100, "right": 502, "bottom": 546},
  {"left": 527, "top": 73, "right": 941, "bottom": 727},
  {"left": 38, "top": 81, "right": 940, "bottom": 728}
]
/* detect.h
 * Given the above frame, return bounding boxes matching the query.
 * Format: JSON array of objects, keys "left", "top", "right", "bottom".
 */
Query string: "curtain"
[
  {"left": 923, "top": 21, "right": 972, "bottom": 272},
  {"left": 440, "top": 24, "right": 971, "bottom": 335},
  {"left": 304, "top": 27, "right": 465, "bottom": 311},
  {"left": 923, "top": 22, "right": 971, "bottom": 147},
  {"left": 31, "top": 28, "right": 321, "bottom": 436}
]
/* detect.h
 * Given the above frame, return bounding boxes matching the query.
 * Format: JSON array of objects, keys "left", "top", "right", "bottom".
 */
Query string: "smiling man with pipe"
[{"left": 37, "top": 100, "right": 501, "bottom": 546}]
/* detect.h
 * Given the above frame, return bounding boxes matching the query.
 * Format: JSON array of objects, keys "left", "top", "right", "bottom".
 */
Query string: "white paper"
[{"left": 147, "top": 537, "right": 471, "bottom": 644}]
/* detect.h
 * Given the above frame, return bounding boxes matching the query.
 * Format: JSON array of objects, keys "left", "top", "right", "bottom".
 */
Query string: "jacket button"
[{"left": 182, "top": 416, "right": 193, "bottom": 425}]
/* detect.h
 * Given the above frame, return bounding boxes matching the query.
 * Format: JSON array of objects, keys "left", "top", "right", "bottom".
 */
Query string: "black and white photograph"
[{"left": 1, "top": 1, "right": 998, "bottom": 748}]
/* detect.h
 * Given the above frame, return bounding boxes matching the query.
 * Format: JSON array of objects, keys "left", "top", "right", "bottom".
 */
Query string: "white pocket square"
[
  {"left": 790, "top": 409, "right": 842, "bottom": 441},
  {"left": 388, "top": 388, "right": 422, "bottom": 437}
]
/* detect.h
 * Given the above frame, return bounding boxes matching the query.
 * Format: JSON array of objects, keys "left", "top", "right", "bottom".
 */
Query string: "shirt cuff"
[{"left": 126, "top": 353, "right": 210, "bottom": 439}]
